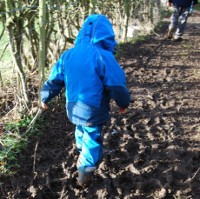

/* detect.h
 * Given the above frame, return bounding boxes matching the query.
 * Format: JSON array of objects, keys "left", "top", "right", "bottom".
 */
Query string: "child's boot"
[{"left": 77, "top": 172, "right": 92, "bottom": 187}]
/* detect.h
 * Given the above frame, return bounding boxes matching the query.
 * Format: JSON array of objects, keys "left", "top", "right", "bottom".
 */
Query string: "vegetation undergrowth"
[
  {"left": 161, "top": 8, "right": 173, "bottom": 18},
  {"left": 0, "top": 113, "right": 46, "bottom": 176},
  {"left": 194, "top": 5, "right": 200, "bottom": 11}
]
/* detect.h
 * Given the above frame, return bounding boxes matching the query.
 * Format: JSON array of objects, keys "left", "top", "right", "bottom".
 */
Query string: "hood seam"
[
  {"left": 95, "top": 46, "right": 104, "bottom": 76},
  {"left": 90, "top": 15, "right": 104, "bottom": 45}
]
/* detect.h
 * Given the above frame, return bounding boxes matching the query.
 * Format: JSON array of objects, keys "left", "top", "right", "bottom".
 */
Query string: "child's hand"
[
  {"left": 119, "top": 107, "right": 127, "bottom": 114},
  {"left": 41, "top": 102, "right": 48, "bottom": 109}
]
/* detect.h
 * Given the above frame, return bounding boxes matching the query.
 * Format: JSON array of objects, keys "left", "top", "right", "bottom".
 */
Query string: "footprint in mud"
[
  {"left": 139, "top": 179, "right": 166, "bottom": 198},
  {"left": 111, "top": 171, "right": 136, "bottom": 192}
]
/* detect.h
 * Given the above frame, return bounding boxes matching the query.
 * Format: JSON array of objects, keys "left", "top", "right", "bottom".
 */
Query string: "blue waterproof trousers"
[{"left": 75, "top": 125, "right": 103, "bottom": 173}]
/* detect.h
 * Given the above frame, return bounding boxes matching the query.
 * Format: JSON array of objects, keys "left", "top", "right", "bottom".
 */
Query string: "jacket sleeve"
[
  {"left": 40, "top": 53, "right": 65, "bottom": 104},
  {"left": 194, "top": 0, "right": 197, "bottom": 5},
  {"left": 101, "top": 53, "right": 130, "bottom": 108}
]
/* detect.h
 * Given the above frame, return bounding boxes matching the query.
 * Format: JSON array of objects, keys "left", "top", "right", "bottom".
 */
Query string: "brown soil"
[{"left": 1, "top": 10, "right": 200, "bottom": 199}]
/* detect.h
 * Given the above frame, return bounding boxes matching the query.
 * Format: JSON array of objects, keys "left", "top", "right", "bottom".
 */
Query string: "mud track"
[{"left": 1, "top": 10, "right": 200, "bottom": 199}]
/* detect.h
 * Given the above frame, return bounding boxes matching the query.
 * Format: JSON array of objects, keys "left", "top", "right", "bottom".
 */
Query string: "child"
[
  {"left": 168, "top": 0, "right": 198, "bottom": 41},
  {"left": 40, "top": 14, "right": 130, "bottom": 187}
]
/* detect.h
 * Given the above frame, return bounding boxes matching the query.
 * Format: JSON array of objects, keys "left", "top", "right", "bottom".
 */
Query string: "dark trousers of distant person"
[{"left": 168, "top": 6, "right": 190, "bottom": 40}]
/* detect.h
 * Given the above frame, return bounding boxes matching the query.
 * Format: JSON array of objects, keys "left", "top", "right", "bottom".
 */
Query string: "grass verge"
[{"left": 0, "top": 113, "right": 45, "bottom": 176}]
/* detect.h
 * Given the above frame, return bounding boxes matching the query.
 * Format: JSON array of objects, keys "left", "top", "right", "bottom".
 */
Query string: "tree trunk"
[
  {"left": 118, "top": 0, "right": 131, "bottom": 42},
  {"left": 38, "top": 0, "right": 46, "bottom": 99},
  {"left": 123, "top": 0, "right": 131, "bottom": 42},
  {"left": 5, "top": 0, "right": 29, "bottom": 103},
  {"left": 0, "top": 71, "right": 3, "bottom": 88},
  {"left": 89, "top": 0, "right": 97, "bottom": 15}
]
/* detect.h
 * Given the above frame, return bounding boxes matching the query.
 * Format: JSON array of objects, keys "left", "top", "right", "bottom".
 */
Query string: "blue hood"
[{"left": 75, "top": 14, "right": 117, "bottom": 53}]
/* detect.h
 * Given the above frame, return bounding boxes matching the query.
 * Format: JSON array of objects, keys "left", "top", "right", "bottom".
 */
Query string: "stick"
[
  {"left": 33, "top": 141, "right": 39, "bottom": 179},
  {"left": 59, "top": 184, "right": 67, "bottom": 199},
  {"left": 185, "top": 167, "right": 200, "bottom": 183}
]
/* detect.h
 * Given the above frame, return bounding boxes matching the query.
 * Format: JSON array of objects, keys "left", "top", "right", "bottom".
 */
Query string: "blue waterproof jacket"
[
  {"left": 169, "top": 0, "right": 197, "bottom": 7},
  {"left": 40, "top": 14, "right": 130, "bottom": 126}
]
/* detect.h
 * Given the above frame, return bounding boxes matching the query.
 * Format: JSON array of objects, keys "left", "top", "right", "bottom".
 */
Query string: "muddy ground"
[{"left": 1, "top": 10, "right": 200, "bottom": 199}]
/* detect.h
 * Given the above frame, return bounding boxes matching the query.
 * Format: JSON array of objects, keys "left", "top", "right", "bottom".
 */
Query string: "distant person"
[
  {"left": 40, "top": 14, "right": 130, "bottom": 187},
  {"left": 167, "top": 0, "right": 198, "bottom": 41}
]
